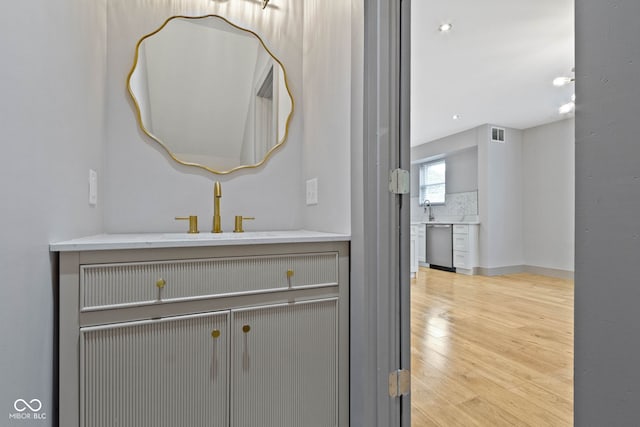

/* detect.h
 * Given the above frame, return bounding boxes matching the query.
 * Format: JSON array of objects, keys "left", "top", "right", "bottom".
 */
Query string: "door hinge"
[
  {"left": 389, "top": 369, "right": 411, "bottom": 397},
  {"left": 389, "top": 169, "right": 410, "bottom": 194}
]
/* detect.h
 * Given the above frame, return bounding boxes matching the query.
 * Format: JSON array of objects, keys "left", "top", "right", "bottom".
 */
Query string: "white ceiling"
[{"left": 411, "top": 0, "right": 575, "bottom": 147}]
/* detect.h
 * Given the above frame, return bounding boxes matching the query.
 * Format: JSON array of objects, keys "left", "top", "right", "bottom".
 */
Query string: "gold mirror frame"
[{"left": 126, "top": 15, "right": 295, "bottom": 175}]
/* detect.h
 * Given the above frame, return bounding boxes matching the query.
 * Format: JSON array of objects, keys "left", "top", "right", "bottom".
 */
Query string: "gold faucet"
[
  {"left": 233, "top": 216, "right": 255, "bottom": 233},
  {"left": 212, "top": 181, "right": 222, "bottom": 233},
  {"left": 175, "top": 215, "right": 199, "bottom": 234}
]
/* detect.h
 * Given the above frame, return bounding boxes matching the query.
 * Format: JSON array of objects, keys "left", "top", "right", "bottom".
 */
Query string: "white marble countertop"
[
  {"left": 411, "top": 215, "right": 480, "bottom": 225},
  {"left": 50, "top": 230, "right": 351, "bottom": 252},
  {"left": 411, "top": 220, "right": 480, "bottom": 225},
  {"left": 422, "top": 221, "right": 480, "bottom": 225}
]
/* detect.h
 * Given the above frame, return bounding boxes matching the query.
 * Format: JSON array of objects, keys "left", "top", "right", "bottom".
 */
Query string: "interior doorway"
[{"left": 406, "top": 0, "right": 575, "bottom": 424}]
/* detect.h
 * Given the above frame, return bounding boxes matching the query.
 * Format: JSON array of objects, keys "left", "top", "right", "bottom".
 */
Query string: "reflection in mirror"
[{"left": 128, "top": 15, "right": 294, "bottom": 174}]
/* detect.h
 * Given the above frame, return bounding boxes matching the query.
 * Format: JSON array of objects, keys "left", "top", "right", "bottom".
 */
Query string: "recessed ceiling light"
[
  {"left": 438, "top": 23, "right": 453, "bottom": 32},
  {"left": 559, "top": 102, "right": 575, "bottom": 114},
  {"left": 452, "top": 114, "right": 461, "bottom": 120},
  {"left": 553, "top": 76, "right": 574, "bottom": 87}
]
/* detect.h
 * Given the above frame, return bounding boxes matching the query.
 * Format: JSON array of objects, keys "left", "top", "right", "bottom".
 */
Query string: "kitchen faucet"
[{"left": 424, "top": 199, "right": 435, "bottom": 221}]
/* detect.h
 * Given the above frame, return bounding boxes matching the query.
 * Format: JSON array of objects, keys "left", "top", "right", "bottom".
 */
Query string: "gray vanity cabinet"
[
  {"left": 80, "top": 311, "right": 230, "bottom": 427},
  {"left": 231, "top": 299, "right": 338, "bottom": 427},
  {"left": 56, "top": 240, "right": 349, "bottom": 427}
]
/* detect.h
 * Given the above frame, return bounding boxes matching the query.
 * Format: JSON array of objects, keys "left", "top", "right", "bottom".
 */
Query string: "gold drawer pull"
[
  {"left": 286, "top": 269, "right": 294, "bottom": 288},
  {"left": 242, "top": 325, "right": 251, "bottom": 334},
  {"left": 211, "top": 329, "right": 221, "bottom": 339},
  {"left": 156, "top": 278, "right": 166, "bottom": 289}
]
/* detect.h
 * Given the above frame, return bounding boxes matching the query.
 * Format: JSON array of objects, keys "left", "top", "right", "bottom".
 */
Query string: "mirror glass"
[{"left": 127, "top": 15, "right": 294, "bottom": 174}]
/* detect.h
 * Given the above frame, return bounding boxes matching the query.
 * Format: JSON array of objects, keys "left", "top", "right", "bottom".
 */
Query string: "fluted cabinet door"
[
  {"left": 230, "top": 299, "right": 338, "bottom": 427},
  {"left": 80, "top": 311, "right": 229, "bottom": 427}
]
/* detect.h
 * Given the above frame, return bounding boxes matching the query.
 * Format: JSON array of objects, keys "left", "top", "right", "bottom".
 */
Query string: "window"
[{"left": 419, "top": 160, "right": 446, "bottom": 205}]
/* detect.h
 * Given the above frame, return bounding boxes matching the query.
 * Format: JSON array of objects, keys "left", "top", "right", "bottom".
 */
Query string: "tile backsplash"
[{"left": 411, "top": 190, "right": 478, "bottom": 222}]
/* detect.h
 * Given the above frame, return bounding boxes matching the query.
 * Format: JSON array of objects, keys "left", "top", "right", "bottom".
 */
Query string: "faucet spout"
[
  {"left": 424, "top": 199, "right": 435, "bottom": 221},
  {"left": 212, "top": 182, "right": 222, "bottom": 233}
]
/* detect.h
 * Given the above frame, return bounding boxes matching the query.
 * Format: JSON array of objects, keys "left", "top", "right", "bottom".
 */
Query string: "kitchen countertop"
[
  {"left": 422, "top": 221, "right": 480, "bottom": 225},
  {"left": 411, "top": 219, "right": 480, "bottom": 225},
  {"left": 50, "top": 230, "right": 351, "bottom": 252}
]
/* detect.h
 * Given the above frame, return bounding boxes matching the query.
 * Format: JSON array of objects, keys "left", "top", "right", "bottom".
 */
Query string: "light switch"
[
  {"left": 89, "top": 169, "right": 98, "bottom": 206},
  {"left": 306, "top": 178, "right": 318, "bottom": 205}
]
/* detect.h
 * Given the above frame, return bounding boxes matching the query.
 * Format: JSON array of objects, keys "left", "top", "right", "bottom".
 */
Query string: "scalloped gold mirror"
[{"left": 127, "top": 15, "right": 294, "bottom": 174}]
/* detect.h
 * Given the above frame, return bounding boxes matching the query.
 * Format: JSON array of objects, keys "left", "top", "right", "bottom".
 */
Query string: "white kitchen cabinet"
[
  {"left": 418, "top": 224, "right": 426, "bottom": 263},
  {"left": 410, "top": 225, "right": 418, "bottom": 277},
  {"left": 452, "top": 224, "right": 479, "bottom": 274},
  {"left": 55, "top": 239, "right": 349, "bottom": 427},
  {"left": 453, "top": 231, "right": 469, "bottom": 252}
]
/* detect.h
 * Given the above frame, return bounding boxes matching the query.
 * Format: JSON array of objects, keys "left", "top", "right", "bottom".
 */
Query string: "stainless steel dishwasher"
[{"left": 425, "top": 224, "right": 455, "bottom": 272}]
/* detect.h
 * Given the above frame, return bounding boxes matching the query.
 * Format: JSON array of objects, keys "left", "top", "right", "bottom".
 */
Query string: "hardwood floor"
[{"left": 410, "top": 267, "right": 574, "bottom": 426}]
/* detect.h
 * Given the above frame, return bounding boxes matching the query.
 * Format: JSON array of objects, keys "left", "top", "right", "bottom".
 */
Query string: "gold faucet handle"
[
  {"left": 233, "top": 216, "right": 255, "bottom": 233},
  {"left": 175, "top": 216, "right": 199, "bottom": 234}
]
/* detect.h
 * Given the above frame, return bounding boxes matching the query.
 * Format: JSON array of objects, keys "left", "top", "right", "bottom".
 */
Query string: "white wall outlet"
[
  {"left": 306, "top": 178, "right": 318, "bottom": 205},
  {"left": 88, "top": 169, "right": 98, "bottom": 206}
]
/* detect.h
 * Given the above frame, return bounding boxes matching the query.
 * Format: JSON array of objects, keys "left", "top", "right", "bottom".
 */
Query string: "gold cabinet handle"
[
  {"left": 156, "top": 278, "right": 166, "bottom": 289},
  {"left": 211, "top": 329, "right": 221, "bottom": 339},
  {"left": 241, "top": 324, "right": 251, "bottom": 370},
  {"left": 286, "top": 269, "right": 294, "bottom": 287}
]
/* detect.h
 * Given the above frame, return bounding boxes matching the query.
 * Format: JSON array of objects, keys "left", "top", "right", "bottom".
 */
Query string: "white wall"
[
  {"left": 478, "top": 125, "right": 525, "bottom": 270},
  {"left": 412, "top": 127, "right": 477, "bottom": 161},
  {"left": 523, "top": 118, "right": 575, "bottom": 272},
  {"left": 447, "top": 147, "right": 478, "bottom": 194},
  {"left": 104, "top": 0, "right": 305, "bottom": 234},
  {"left": 301, "top": 0, "right": 352, "bottom": 233},
  {"left": 0, "top": 0, "right": 106, "bottom": 423}
]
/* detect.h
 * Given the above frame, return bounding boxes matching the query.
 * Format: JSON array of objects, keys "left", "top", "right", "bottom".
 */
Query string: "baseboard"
[
  {"left": 476, "top": 265, "right": 525, "bottom": 276},
  {"left": 455, "top": 267, "right": 474, "bottom": 276},
  {"left": 523, "top": 265, "right": 574, "bottom": 280},
  {"left": 475, "top": 264, "right": 574, "bottom": 279}
]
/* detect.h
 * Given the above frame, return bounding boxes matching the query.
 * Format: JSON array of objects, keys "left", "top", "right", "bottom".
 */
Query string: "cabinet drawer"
[
  {"left": 453, "top": 233, "right": 469, "bottom": 252},
  {"left": 453, "top": 251, "right": 468, "bottom": 269},
  {"left": 80, "top": 253, "right": 338, "bottom": 311},
  {"left": 453, "top": 224, "right": 469, "bottom": 234}
]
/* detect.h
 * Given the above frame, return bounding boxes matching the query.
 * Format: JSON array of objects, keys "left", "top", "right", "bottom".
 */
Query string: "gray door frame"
[
  {"left": 350, "top": 0, "right": 411, "bottom": 425},
  {"left": 399, "top": 1, "right": 412, "bottom": 426}
]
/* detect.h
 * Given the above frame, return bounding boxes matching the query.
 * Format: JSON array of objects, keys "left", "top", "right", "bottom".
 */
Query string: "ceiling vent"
[{"left": 490, "top": 126, "right": 506, "bottom": 143}]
